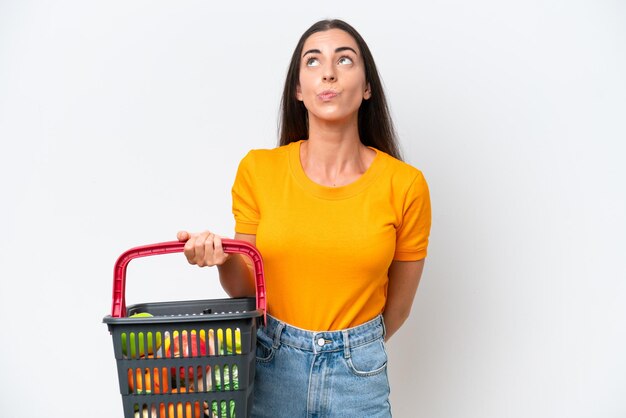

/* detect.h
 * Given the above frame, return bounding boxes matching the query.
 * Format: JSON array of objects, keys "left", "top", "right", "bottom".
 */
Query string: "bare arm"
[
  {"left": 383, "top": 259, "right": 425, "bottom": 341},
  {"left": 217, "top": 233, "right": 257, "bottom": 297}
]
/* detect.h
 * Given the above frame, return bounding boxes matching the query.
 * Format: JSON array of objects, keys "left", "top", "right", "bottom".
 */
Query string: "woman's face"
[{"left": 296, "top": 29, "right": 371, "bottom": 125}]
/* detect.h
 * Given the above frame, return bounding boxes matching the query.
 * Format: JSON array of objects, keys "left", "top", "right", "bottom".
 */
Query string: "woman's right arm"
[{"left": 177, "top": 230, "right": 257, "bottom": 298}]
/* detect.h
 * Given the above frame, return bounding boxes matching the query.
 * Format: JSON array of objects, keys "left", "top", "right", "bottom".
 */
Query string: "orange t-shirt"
[{"left": 232, "top": 140, "right": 431, "bottom": 330}]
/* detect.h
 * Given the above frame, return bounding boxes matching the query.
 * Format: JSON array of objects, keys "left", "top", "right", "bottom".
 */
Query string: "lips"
[{"left": 317, "top": 90, "right": 339, "bottom": 100}]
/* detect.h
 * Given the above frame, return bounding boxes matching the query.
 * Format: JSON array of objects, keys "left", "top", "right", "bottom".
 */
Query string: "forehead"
[{"left": 302, "top": 29, "right": 360, "bottom": 54}]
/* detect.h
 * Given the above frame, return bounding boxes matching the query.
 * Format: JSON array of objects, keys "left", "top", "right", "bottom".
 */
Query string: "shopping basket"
[{"left": 103, "top": 239, "right": 266, "bottom": 418}]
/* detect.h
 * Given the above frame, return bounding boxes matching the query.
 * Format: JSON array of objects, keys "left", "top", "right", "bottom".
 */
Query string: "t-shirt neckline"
[{"left": 287, "top": 140, "right": 386, "bottom": 200}]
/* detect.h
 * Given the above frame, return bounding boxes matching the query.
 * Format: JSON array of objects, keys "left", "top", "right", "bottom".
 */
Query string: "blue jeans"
[{"left": 251, "top": 314, "right": 392, "bottom": 418}]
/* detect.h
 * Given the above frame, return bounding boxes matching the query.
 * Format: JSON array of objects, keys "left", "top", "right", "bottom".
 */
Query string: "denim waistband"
[{"left": 261, "top": 314, "right": 386, "bottom": 354}]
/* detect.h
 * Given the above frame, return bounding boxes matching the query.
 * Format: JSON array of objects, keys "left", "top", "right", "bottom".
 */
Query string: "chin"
[{"left": 309, "top": 108, "right": 356, "bottom": 124}]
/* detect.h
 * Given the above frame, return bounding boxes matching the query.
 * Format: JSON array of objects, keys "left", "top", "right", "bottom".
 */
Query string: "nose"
[{"left": 322, "top": 64, "right": 336, "bottom": 82}]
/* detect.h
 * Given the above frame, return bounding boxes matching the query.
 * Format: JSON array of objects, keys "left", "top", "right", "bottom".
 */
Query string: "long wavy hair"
[{"left": 278, "top": 19, "right": 401, "bottom": 160}]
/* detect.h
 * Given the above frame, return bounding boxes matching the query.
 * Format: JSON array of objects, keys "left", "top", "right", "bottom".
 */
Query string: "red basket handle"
[{"left": 110, "top": 239, "right": 266, "bottom": 323}]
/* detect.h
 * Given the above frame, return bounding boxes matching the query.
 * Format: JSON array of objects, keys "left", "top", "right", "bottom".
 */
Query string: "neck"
[
  {"left": 300, "top": 123, "right": 375, "bottom": 187},
  {"left": 305, "top": 112, "right": 362, "bottom": 165}
]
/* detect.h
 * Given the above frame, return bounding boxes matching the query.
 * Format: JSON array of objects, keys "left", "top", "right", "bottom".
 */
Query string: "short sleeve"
[
  {"left": 232, "top": 151, "right": 260, "bottom": 234},
  {"left": 394, "top": 172, "right": 432, "bottom": 261}
]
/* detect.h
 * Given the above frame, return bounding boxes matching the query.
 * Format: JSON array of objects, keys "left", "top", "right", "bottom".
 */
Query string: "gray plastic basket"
[{"left": 103, "top": 240, "right": 266, "bottom": 418}]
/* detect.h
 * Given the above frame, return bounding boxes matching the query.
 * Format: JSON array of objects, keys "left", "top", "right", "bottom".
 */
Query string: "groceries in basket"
[
  {"left": 121, "top": 313, "right": 163, "bottom": 358},
  {"left": 104, "top": 239, "right": 266, "bottom": 418},
  {"left": 125, "top": 328, "right": 241, "bottom": 390},
  {"left": 121, "top": 324, "right": 244, "bottom": 417},
  {"left": 132, "top": 398, "right": 237, "bottom": 418},
  {"left": 121, "top": 326, "right": 242, "bottom": 360}
]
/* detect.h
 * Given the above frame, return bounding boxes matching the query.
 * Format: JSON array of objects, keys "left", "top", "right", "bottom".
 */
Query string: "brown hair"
[{"left": 278, "top": 19, "right": 402, "bottom": 160}]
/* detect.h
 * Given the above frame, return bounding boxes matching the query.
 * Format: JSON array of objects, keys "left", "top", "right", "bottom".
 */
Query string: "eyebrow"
[{"left": 302, "top": 46, "right": 358, "bottom": 58}]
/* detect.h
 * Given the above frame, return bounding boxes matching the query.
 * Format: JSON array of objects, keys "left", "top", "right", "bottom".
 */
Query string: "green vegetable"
[
  {"left": 210, "top": 400, "right": 236, "bottom": 418},
  {"left": 214, "top": 365, "right": 239, "bottom": 391}
]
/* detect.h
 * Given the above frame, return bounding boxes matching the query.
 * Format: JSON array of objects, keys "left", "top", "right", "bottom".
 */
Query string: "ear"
[
  {"left": 363, "top": 82, "right": 372, "bottom": 100},
  {"left": 296, "top": 84, "right": 303, "bottom": 101}
]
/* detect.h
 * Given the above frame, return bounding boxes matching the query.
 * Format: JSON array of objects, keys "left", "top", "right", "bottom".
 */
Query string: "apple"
[
  {"left": 163, "top": 330, "right": 210, "bottom": 358},
  {"left": 121, "top": 313, "right": 162, "bottom": 358},
  {"left": 163, "top": 330, "right": 209, "bottom": 383}
]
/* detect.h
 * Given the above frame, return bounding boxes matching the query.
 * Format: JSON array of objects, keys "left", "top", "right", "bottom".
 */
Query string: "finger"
[
  {"left": 177, "top": 231, "right": 189, "bottom": 242},
  {"left": 183, "top": 234, "right": 197, "bottom": 264},
  {"left": 202, "top": 232, "right": 217, "bottom": 266},
  {"left": 194, "top": 231, "right": 213, "bottom": 266},
  {"left": 213, "top": 235, "right": 230, "bottom": 264}
]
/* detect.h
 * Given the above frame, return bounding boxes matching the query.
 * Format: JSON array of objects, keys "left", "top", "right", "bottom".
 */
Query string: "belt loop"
[
  {"left": 342, "top": 330, "right": 350, "bottom": 359},
  {"left": 272, "top": 321, "right": 285, "bottom": 349}
]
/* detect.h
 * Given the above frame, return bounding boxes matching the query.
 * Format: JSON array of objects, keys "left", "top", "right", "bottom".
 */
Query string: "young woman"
[{"left": 178, "top": 19, "right": 431, "bottom": 417}]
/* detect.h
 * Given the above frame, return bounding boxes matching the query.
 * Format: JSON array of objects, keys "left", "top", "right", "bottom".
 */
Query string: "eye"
[
  {"left": 306, "top": 57, "right": 320, "bottom": 67},
  {"left": 337, "top": 56, "right": 353, "bottom": 65}
]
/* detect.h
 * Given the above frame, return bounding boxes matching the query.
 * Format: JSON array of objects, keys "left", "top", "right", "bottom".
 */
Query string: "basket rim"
[{"left": 103, "top": 297, "right": 262, "bottom": 325}]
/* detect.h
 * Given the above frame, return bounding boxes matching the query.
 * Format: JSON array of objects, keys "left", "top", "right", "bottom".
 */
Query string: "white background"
[{"left": 1, "top": 1, "right": 625, "bottom": 417}]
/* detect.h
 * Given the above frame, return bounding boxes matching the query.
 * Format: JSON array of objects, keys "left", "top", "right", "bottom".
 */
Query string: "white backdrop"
[{"left": 1, "top": 1, "right": 625, "bottom": 417}]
